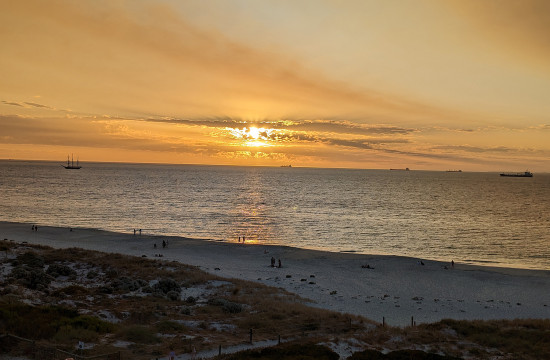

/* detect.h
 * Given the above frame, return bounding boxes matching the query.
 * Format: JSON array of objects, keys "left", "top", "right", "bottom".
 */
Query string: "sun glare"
[
  {"left": 226, "top": 126, "right": 277, "bottom": 147},
  {"left": 249, "top": 127, "right": 260, "bottom": 139}
]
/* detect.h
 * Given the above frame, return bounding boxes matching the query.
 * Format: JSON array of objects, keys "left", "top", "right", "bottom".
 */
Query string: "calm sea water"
[{"left": 1, "top": 160, "right": 549, "bottom": 270}]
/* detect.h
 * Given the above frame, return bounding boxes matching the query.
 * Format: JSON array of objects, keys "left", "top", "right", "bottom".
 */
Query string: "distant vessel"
[
  {"left": 446, "top": 170, "right": 462, "bottom": 172},
  {"left": 500, "top": 171, "right": 532, "bottom": 177},
  {"left": 390, "top": 167, "right": 410, "bottom": 171},
  {"left": 62, "top": 154, "right": 81, "bottom": 169},
  {"left": 280, "top": 164, "right": 292, "bottom": 168}
]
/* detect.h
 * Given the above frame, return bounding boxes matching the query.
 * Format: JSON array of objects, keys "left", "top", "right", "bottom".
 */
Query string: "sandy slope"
[{"left": 2, "top": 221, "right": 549, "bottom": 327}]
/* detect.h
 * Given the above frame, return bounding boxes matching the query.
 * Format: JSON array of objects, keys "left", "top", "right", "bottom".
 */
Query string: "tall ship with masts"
[{"left": 62, "top": 154, "right": 81, "bottom": 169}]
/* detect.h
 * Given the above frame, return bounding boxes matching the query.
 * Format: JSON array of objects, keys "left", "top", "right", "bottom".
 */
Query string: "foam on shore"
[{"left": 2, "top": 221, "right": 549, "bottom": 326}]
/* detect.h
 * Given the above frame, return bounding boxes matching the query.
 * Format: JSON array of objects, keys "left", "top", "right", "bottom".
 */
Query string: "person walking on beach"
[
  {"left": 278, "top": 259, "right": 282, "bottom": 268},
  {"left": 139, "top": 229, "right": 142, "bottom": 235},
  {"left": 271, "top": 257, "right": 275, "bottom": 267}
]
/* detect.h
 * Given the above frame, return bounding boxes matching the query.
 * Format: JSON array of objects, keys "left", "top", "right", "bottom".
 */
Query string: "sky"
[{"left": 1, "top": 0, "right": 550, "bottom": 171}]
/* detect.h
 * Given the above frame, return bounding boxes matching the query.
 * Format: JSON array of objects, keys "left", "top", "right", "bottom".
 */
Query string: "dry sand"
[{"left": 2, "top": 221, "right": 549, "bottom": 327}]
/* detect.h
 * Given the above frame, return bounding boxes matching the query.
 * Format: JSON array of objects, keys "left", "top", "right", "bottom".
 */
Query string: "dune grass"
[{"left": 1, "top": 240, "right": 549, "bottom": 360}]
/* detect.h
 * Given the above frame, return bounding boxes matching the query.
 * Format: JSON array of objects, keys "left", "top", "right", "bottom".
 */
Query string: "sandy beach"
[{"left": 2, "top": 221, "right": 549, "bottom": 327}]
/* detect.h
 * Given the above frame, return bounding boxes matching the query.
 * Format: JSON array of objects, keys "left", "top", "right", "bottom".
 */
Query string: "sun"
[
  {"left": 249, "top": 127, "right": 260, "bottom": 139},
  {"left": 226, "top": 126, "right": 276, "bottom": 147}
]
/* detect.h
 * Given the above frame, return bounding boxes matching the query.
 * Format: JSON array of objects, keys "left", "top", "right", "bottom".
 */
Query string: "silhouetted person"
[
  {"left": 278, "top": 259, "right": 282, "bottom": 268},
  {"left": 271, "top": 257, "right": 275, "bottom": 267}
]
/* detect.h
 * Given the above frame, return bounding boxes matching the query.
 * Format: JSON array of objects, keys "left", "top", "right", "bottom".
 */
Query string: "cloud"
[
  {"left": 432, "top": 144, "right": 547, "bottom": 156},
  {"left": 2, "top": 101, "right": 24, "bottom": 107},
  {"left": 140, "top": 116, "right": 416, "bottom": 137},
  {"left": 0, "top": 0, "right": 455, "bottom": 123},
  {"left": 447, "top": 0, "right": 550, "bottom": 70},
  {"left": 23, "top": 102, "right": 53, "bottom": 109}
]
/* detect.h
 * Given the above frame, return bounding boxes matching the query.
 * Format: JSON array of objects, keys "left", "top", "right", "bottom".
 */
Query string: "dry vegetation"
[{"left": 1, "top": 240, "right": 549, "bottom": 360}]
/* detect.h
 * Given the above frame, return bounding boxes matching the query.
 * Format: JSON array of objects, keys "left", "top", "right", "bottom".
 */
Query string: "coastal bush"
[
  {"left": 180, "top": 306, "right": 191, "bottom": 315},
  {"left": 46, "top": 263, "right": 77, "bottom": 277},
  {"left": 52, "top": 285, "right": 90, "bottom": 297},
  {"left": 86, "top": 269, "right": 99, "bottom": 279},
  {"left": 222, "top": 343, "right": 339, "bottom": 360},
  {"left": 111, "top": 276, "right": 143, "bottom": 292},
  {"left": 155, "top": 320, "right": 185, "bottom": 333},
  {"left": 10, "top": 265, "right": 52, "bottom": 290},
  {"left": 0, "top": 302, "right": 113, "bottom": 340},
  {"left": 52, "top": 325, "right": 98, "bottom": 343},
  {"left": 437, "top": 319, "right": 550, "bottom": 359},
  {"left": 119, "top": 325, "right": 159, "bottom": 344},
  {"left": 13, "top": 251, "right": 45, "bottom": 268},
  {"left": 127, "top": 309, "right": 156, "bottom": 325},
  {"left": 207, "top": 298, "right": 243, "bottom": 313},
  {"left": 348, "top": 349, "right": 462, "bottom": 359},
  {"left": 154, "top": 278, "right": 181, "bottom": 295}
]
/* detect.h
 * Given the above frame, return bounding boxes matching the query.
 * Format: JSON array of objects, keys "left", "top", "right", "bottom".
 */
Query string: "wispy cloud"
[
  {"left": 2, "top": 101, "right": 24, "bottom": 107},
  {"left": 23, "top": 102, "right": 53, "bottom": 109},
  {"left": 2, "top": 100, "right": 55, "bottom": 110},
  {"left": 0, "top": 0, "right": 456, "bottom": 123}
]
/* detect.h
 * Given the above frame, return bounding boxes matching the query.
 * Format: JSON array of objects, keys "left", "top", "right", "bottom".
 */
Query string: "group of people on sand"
[
  {"left": 443, "top": 260, "right": 455, "bottom": 270},
  {"left": 152, "top": 240, "right": 168, "bottom": 257},
  {"left": 237, "top": 235, "right": 246, "bottom": 243},
  {"left": 153, "top": 240, "right": 168, "bottom": 249},
  {"left": 31, "top": 225, "right": 38, "bottom": 232},
  {"left": 133, "top": 228, "right": 142, "bottom": 235},
  {"left": 418, "top": 259, "right": 455, "bottom": 269},
  {"left": 270, "top": 256, "right": 282, "bottom": 268}
]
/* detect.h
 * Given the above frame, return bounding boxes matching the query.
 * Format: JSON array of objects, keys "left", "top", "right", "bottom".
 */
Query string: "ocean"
[{"left": 1, "top": 160, "right": 549, "bottom": 270}]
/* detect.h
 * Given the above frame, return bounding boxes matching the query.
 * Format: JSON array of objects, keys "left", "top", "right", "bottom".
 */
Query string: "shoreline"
[{"left": 2, "top": 221, "right": 549, "bottom": 326}]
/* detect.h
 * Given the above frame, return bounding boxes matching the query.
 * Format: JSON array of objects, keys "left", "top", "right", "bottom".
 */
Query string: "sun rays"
[{"left": 226, "top": 126, "right": 279, "bottom": 147}]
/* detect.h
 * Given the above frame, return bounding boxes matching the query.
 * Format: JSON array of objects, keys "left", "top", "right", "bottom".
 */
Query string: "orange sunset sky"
[{"left": 1, "top": 0, "right": 550, "bottom": 171}]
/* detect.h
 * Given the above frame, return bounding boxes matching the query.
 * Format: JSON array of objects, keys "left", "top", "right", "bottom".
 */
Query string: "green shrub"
[
  {"left": 0, "top": 303, "right": 112, "bottom": 340},
  {"left": 223, "top": 343, "right": 339, "bottom": 360},
  {"left": 10, "top": 265, "right": 52, "bottom": 290},
  {"left": 156, "top": 320, "right": 184, "bottom": 333},
  {"left": 119, "top": 325, "right": 159, "bottom": 344},
  {"left": 46, "top": 263, "right": 77, "bottom": 277},
  {"left": 14, "top": 251, "right": 45, "bottom": 268},
  {"left": 207, "top": 298, "right": 242, "bottom": 313}
]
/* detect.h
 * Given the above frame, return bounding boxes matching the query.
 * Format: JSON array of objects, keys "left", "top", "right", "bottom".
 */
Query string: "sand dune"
[{"left": 2, "top": 221, "right": 549, "bottom": 326}]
